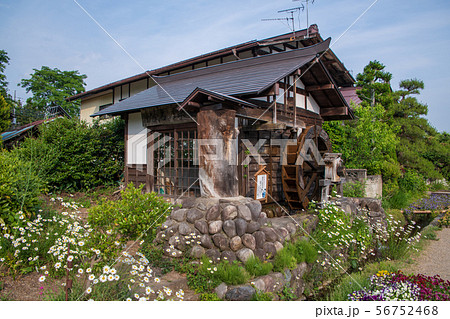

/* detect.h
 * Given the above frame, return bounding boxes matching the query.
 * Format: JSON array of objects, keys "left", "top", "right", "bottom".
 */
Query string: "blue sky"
[{"left": 1, "top": 0, "right": 449, "bottom": 132}]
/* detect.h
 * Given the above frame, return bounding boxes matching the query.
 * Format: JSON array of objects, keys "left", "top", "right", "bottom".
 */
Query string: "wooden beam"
[
  {"left": 266, "top": 83, "right": 279, "bottom": 96},
  {"left": 187, "top": 101, "right": 201, "bottom": 108},
  {"left": 208, "top": 95, "right": 224, "bottom": 103},
  {"left": 320, "top": 107, "right": 348, "bottom": 117},
  {"left": 254, "top": 123, "right": 287, "bottom": 131},
  {"left": 306, "top": 84, "right": 335, "bottom": 92},
  {"left": 270, "top": 45, "right": 284, "bottom": 52},
  {"left": 285, "top": 42, "right": 297, "bottom": 50},
  {"left": 279, "top": 82, "right": 306, "bottom": 95}
]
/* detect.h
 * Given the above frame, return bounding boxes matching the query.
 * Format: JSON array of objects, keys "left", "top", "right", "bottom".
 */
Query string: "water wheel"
[{"left": 281, "top": 125, "right": 332, "bottom": 210}]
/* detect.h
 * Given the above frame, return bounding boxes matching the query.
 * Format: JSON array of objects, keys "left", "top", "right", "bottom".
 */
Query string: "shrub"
[
  {"left": 0, "top": 150, "right": 44, "bottom": 230},
  {"left": 292, "top": 239, "right": 318, "bottom": 264},
  {"left": 12, "top": 117, "right": 124, "bottom": 192},
  {"left": 343, "top": 180, "right": 365, "bottom": 198},
  {"left": 373, "top": 213, "right": 421, "bottom": 260},
  {"left": 399, "top": 170, "right": 427, "bottom": 194},
  {"left": 273, "top": 245, "right": 297, "bottom": 272},
  {"left": 88, "top": 183, "right": 173, "bottom": 240},
  {"left": 217, "top": 260, "right": 249, "bottom": 285},
  {"left": 244, "top": 256, "right": 273, "bottom": 277},
  {"left": 382, "top": 190, "right": 414, "bottom": 210}
]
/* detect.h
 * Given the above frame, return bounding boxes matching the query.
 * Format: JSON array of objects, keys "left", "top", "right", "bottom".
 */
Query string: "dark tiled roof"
[
  {"left": 340, "top": 86, "right": 362, "bottom": 106},
  {"left": 93, "top": 39, "right": 330, "bottom": 117}
]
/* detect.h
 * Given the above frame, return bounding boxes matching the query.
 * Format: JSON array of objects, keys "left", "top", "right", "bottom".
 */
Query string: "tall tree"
[
  {"left": 0, "top": 94, "right": 11, "bottom": 133},
  {"left": 388, "top": 79, "right": 447, "bottom": 180},
  {"left": 19, "top": 66, "right": 87, "bottom": 118},
  {"left": 0, "top": 50, "right": 10, "bottom": 98},
  {"left": 356, "top": 60, "right": 393, "bottom": 108}
]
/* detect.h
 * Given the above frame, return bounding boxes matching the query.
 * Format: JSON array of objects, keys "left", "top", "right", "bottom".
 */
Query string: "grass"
[
  {"left": 273, "top": 245, "right": 297, "bottom": 272},
  {"left": 244, "top": 256, "right": 273, "bottom": 277},
  {"left": 217, "top": 261, "right": 249, "bottom": 285},
  {"left": 251, "top": 290, "right": 274, "bottom": 301}
]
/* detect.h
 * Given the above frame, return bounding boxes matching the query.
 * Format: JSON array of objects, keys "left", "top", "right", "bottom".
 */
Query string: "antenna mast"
[
  {"left": 293, "top": 0, "right": 315, "bottom": 38},
  {"left": 262, "top": 6, "right": 304, "bottom": 38}
]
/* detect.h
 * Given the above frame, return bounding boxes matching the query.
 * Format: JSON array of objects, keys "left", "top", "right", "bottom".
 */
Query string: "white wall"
[{"left": 127, "top": 112, "right": 147, "bottom": 165}]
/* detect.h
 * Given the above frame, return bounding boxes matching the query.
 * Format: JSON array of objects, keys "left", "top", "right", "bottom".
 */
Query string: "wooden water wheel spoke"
[{"left": 282, "top": 125, "right": 332, "bottom": 210}]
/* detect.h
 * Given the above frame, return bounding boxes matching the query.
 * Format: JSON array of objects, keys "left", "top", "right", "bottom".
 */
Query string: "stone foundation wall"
[
  {"left": 338, "top": 197, "right": 387, "bottom": 229},
  {"left": 155, "top": 197, "right": 299, "bottom": 263}
]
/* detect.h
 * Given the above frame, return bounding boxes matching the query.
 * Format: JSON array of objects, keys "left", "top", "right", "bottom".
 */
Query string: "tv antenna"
[
  {"left": 262, "top": 6, "right": 304, "bottom": 38},
  {"left": 293, "top": 0, "right": 315, "bottom": 38}
]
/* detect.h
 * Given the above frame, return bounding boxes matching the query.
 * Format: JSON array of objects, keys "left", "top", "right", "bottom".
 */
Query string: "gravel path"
[{"left": 406, "top": 227, "right": 450, "bottom": 280}]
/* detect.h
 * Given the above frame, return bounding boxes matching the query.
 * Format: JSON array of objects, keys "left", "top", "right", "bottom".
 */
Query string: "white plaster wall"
[
  {"left": 306, "top": 95, "right": 320, "bottom": 114},
  {"left": 127, "top": 112, "right": 147, "bottom": 165}
]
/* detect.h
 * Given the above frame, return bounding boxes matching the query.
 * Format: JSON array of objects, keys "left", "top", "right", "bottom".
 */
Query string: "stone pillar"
[{"left": 197, "top": 108, "right": 239, "bottom": 197}]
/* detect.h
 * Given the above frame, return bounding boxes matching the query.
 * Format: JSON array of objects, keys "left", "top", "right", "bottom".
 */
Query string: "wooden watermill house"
[{"left": 70, "top": 25, "right": 358, "bottom": 210}]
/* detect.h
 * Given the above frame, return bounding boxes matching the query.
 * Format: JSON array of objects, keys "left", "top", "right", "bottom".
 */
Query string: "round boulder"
[
  {"left": 246, "top": 221, "right": 260, "bottom": 233},
  {"left": 179, "top": 222, "right": 193, "bottom": 236},
  {"left": 206, "top": 205, "right": 221, "bottom": 221},
  {"left": 190, "top": 245, "right": 205, "bottom": 258},
  {"left": 209, "top": 220, "right": 223, "bottom": 234},
  {"left": 171, "top": 209, "right": 187, "bottom": 222},
  {"left": 222, "top": 205, "right": 238, "bottom": 220},
  {"left": 194, "top": 220, "right": 209, "bottom": 234},
  {"left": 230, "top": 236, "right": 243, "bottom": 251},
  {"left": 212, "top": 233, "right": 229, "bottom": 250},
  {"left": 246, "top": 200, "right": 262, "bottom": 221},
  {"left": 200, "top": 234, "right": 214, "bottom": 249},
  {"left": 261, "top": 227, "right": 278, "bottom": 242},
  {"left": 223, "top": 220, "right": 237, "bottom": 238},
  {"left": 263, "top": 242, "right": 277, "bottom": 259},
  {"left": 254, "top": 230, "right": 266, "bottom": 249},
  {"left": 237, "top": 204, "right": 252, "bottom": 222},
  {"left": 186, "top": 208, "right": 203, "bottom": 223},
  {"left": 236, "top": 248, "right": 255, "bottom": 264},
  {"left": 235, "top": 218, "right": 247, "bottom": 236},
  {"left": 241, "top": 233, "right": 256, "bottom": 250}
]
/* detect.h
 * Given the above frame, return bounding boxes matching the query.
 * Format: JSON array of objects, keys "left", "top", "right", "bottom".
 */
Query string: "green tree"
[
  {"left": 0, "top": 50, "right": 10, "bottom": 98},
  {"left": 0, "top": 94, "right": 11, "bottom": 133},
  {"left": 388, "top": 79, "right": 448, "bottom": 181},
  {"left": 19, "top": 66, "right": 87, "bottom": 118},
  {"left": 356, "top": 60, "right": 393, "bottom": 108}
]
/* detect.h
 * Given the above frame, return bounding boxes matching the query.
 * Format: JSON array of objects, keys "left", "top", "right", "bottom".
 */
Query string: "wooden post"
[
  {"left": 197, "top": 108, "right": 239, "bottom": 197},
  {"left": 124, "top": 114, "right": 129, "bottom": 185},
  {"left": 293, "top": 75, "right": 297, "bottom": 128}
]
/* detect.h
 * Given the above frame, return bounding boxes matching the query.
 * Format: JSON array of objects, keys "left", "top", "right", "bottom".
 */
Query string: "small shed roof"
[{"left": 92, "top": 39, "right": 331, "bottom": 117}]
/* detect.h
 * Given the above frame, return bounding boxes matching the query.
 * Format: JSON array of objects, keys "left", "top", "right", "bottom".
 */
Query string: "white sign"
[{"left": 255, "top": 174, "right": 267, "bottom": 200}]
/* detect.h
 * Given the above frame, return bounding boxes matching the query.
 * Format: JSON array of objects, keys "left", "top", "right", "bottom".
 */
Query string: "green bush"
[
  {"left": 88, "top": 183, "right": 173, "bottom": 240},
  {"left": 273, "top": 244, "right": 297, "bottom": 272},
  {"left": 292, "top": 239, "right": 318, "bottom": 264},
  {"left": 217, "top": 260, "right": 249, "bottom": 285},
  {"left": 12, "top": 117, "right": 124, "bottom": 192},
  {"left": 343, "top": 180, "right": 366, "bottom": 198},
  {"left": 382, "top": 190, "right": 413, "bottom": 210},
  {"left": 244, "top": 256, "right": 273, "bottom": 277},
  {"left": 0, "top": 150, "right": 44, "bottom": 229},
  {"left": 398, "top": 170, "right": 427, "bottom": 194}
]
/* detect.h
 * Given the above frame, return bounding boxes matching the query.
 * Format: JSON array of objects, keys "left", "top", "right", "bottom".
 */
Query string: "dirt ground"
[
  {"left": 0, "top": 271, "right": 64, "bottom": 301},
  {"left": 405, "top": 227, "right": 450, "bottom": 280}
]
